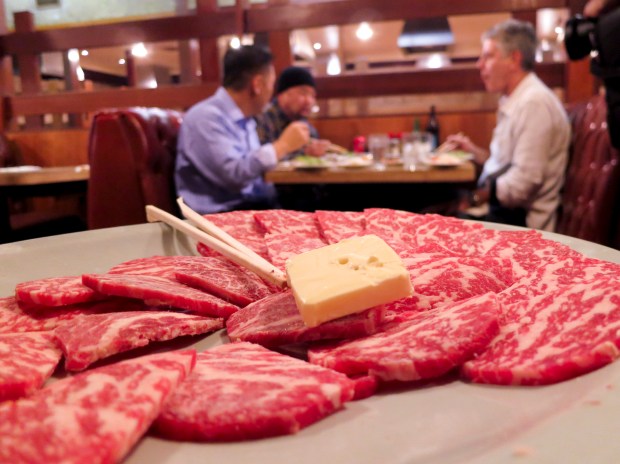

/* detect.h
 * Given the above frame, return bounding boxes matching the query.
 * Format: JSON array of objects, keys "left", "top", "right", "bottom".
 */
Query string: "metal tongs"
[{"left": 145, "top": 198, "right": 287, "bottom": 288}]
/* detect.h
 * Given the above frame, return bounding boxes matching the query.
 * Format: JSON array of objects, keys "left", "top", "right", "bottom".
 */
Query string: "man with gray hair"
[{"left": 446, "top": 19, "right": 570, "bottom": 231}]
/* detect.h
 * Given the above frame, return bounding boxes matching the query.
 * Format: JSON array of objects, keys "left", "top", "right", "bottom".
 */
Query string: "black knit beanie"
[{"left": 275, "top": 66, "right": 316, "bottom": 94}]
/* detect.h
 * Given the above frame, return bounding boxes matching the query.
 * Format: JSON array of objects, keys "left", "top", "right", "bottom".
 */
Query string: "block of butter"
[{"left": 285, "top": 234, "right": 413, "bottom": 327}]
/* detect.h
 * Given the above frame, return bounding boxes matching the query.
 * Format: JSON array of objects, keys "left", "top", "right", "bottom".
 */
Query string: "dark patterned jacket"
[{"left": 255, "top": 101, "right": 319, "bottom": 159}]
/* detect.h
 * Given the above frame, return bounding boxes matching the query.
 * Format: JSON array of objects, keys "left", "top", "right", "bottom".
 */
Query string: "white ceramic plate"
[
  {"left": 2, "top": 223, "right": 620, "bottom": 464},
  {"left": 291, "top": 160, "right": 332, "bottom": 170},
  {"left": 423, "top": 153, "right": 465, "bottom": 168},
  {"left": 336, "top": 154, "right": 374, "bottom": 168}
]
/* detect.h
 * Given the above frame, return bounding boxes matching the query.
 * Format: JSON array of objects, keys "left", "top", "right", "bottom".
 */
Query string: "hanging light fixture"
[
  {"left": 131, "top": 42, "right": 148, "bottom": 57},
  {"left": 356, "top": 22, "right": 374, "bottom": 41},
  {"left": 326, "top": 53, "right": 341, "bottom": 75}
]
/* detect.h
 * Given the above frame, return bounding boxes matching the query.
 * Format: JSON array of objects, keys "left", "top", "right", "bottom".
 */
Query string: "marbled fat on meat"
[
  {"left": 315, "top": 210, "right": 365, "bottom": 244},
  {"left": 152, "top": 342, "right": 355, "bottom": 441},
  {"left": 264, "top": 232, "right": 327, "bottom": 271},
  {"left": 226, "top": 290, "right": 385, "bottom": 347},
  {"left": 15, "top": 276, "right": 104, "bottom": 307},
  {"left": 463, "top": 260, "right": 620, "bottom": 385},
  {"left": 0, "top": 332, "right": 62, "bottom": 402},
  {"left": 174, "top": 257, "right": 274, "bottom": 307},
  {"left": 0, "top": 349, "right": 196, "bottom": 464},
  {"left": 253, "top": 209, "right": 322, "bottom": 237},
  {"left": 308, "top": 292, "right": 501, "bottom": 381},
  {"left": 82, "top": 273, "right": 239, "bottom": 318},
  {"left": 0, "top": 296, "right": 141, "bottom": 335},
  {"left": 198, "top": 210, "right": 269, "bottom": 260},
  {"left": 54, "top": 311, "right": 223, "bottom": 371},
  {"left": 108, "top": 255, "right": 212, "bottom": 280}
]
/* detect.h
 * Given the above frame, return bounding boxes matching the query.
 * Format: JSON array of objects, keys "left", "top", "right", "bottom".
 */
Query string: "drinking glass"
[
  {"left": 367, "top": 133, "right": 389, "bottom": 166},
  {"left": 402, "top": 131, "right": 433, "bottom": 171}
]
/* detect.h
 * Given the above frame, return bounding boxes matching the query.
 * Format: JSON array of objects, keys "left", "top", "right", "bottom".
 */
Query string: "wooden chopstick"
[
  {"left": 434, "top": 140, "right": 457, "bottom": 154},
  {"left": 177, "top": 197, "right": 264, "bottom": 262},
  {"left": 434, "top": 132, "right": 463, "bottom": 154},
  {"left": 146, "top": 205, "right": 287, "bottom": 288}
]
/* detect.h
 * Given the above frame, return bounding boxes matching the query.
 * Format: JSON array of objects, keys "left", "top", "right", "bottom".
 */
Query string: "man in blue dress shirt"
[{"left": 175, "top": 45, "right": 309, "bottom": 214}]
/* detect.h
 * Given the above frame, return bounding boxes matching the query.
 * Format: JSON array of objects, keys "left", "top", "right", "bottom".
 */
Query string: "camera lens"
[{"left": 565, "top": 15, "right": 597, "bottom": 61}]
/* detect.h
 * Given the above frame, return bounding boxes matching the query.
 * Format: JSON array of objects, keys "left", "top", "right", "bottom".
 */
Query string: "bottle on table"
[{"left": 425, "top": 105, "right": 439, "bottom": 150}]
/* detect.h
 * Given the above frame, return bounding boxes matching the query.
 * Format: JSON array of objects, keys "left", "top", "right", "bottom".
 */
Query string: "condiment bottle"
[{"left": 425, "top": 105, "right": 439, "bottom": 150}]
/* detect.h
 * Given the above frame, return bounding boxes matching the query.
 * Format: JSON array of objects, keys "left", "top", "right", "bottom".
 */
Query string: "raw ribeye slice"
[
  {"left": 226, "top": 290, "right": 384, "bottom": 347},
  {"left": 403, "top": 253, "right": 515, "bottom": 309},
  {"left": 480, "top": 229, "right": 577, "bottom": 279},
  {"left": 54, "top": 311, "right": 223, "bottom": 371},
  {"left": 174, "top": 256, "right": 274, "bottom": 306},
  {"left": 308, "top": 292, "right": 500, "bottom": 382},
  {"left": 363, "top": 208, "right": 430, "bottom": 244},
  {"left": 0, "top": 350, "right": 196, "bottom": 464},
  {"left": 264, "top": 232, "right": 326, "bottom": 270},
  {"left": 463, "top": 261, "right": 620, "bottom": 385},
  {"left": 15, "top": 276, "right": 104, "bottom": 307},
  {"left": 380, "top": 252, "right": 513, "bottom": 324},
  {"left": 254, "top": 210, "right": 322, "bottom": 237},
  {"left": 0, "top": 296, "right": 141, "bottom": 335},
  {"left": 82, "top": 273, "right": 239, "bottom": 318},
  {"left": 152, "top": 342, "right": 355, "bottom": 441},
  {"left": 408, "top": 214, "right": 486, "bottom": 254},
  {"left": 315, "top": 210, "right": 366, "bottom": 244},
  {"left": 0, "top": 332, "right": 62, "bottom": 402},
  {"left": 109, "top": 255, "right": 210, "bottom": 280},
  {"left": 197, "top": 210, "right": 269, "bottom": 259}
]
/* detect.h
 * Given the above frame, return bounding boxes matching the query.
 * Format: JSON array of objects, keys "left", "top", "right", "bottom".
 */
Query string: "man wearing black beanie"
[{"left": 256, "top": 66, "right": 331, "bottom": 158}]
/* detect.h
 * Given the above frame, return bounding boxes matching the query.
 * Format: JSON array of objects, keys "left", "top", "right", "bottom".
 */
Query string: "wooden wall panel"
[
  {"left": 6, "top": 129, "right": 89, "bottom": 167},
  {"left": 312, "top": 111, "right": 496, "bottom": 152}
]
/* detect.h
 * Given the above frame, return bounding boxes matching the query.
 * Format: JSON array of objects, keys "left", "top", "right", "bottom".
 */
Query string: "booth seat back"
[
  {"left": 557, "top": 95, "right": 620, "bottom": 248},
  {"left": 87, "top": 107, "right": 183, "bottom": 230}
]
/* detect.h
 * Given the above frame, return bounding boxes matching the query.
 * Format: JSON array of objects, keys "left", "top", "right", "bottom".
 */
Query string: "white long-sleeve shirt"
[{"left": 479, "top": 73, "right": 570, "bottom": 231}]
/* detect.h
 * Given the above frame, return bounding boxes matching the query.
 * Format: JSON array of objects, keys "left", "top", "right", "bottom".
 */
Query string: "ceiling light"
[
  {"left": 326, "top": 53, "right": 341, "bottom": 76},
  {"left": 67, "top": 49, "right": 80, "bottom": 63},
  {"left": 417, "top": 53, "right": 451, "bottom": 69},
  {"left": 81, "top": 50, "right": 89, "bottom": 56},
  {"left": 119, "top": 58, "right": 126, "bottom": 65},
  {"left": 313, "top": 42, "right": 322, "bottom": 50},
  {"left": 356, "top": 22, "right": 373, "bottom": 41},
  {"left": 230, "top": 36, "right": 241, "bottom": 49},
  {"left": 131, "top": 42, "right": 148, "bottom": 58}
]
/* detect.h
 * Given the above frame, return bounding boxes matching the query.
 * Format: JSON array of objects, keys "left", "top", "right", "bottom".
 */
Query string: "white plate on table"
[
  {"left": 290, "top": 159, "right": 333, "bottom": 170},
  {"left": 2, "top": 223, "right": 620, "bottom": 464},
  {"left": 423, "top": 153, "right": 467, "bottom": 168},
  {"left": 335, "top": 154, "right": 374, "bottom": 168}
]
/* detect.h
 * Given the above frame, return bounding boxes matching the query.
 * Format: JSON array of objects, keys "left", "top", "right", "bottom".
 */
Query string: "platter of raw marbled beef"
[{"left": 1, "top": 208, "right": 619, "bottom": 464}]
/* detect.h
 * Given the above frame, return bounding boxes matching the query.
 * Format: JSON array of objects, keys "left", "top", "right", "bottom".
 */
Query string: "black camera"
[{"left": 565, "top": 8, "right": 620, "bottom": 148}]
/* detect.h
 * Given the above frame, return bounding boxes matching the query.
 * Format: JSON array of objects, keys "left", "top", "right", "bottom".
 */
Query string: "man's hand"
[
  {"left": 445, "top": 133, "right": 489, "bottom": 165},
  {"left": 304, "top": 139, "right": 330, "bottom": 157},
  {"left": 458, "top": 187, "right": 490, "bottom": 211},
  {"left": 273, "top": 121, "right": 310, "bottom": 159}
]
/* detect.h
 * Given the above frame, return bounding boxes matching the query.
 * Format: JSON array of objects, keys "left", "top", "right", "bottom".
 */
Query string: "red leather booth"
[
  {"left": 557, "top": 95, "right": 620, "bottom": 249},
  {"left": 87, "top": 107, "right": 183, "bottom": 230}
]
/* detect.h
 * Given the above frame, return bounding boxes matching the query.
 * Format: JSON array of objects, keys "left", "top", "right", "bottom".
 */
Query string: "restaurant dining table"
[
  {"left": 1, "top": 220, "right": 620, "bottom": 464},
  {"left": 0, "top": 164, "right": 90, "bottom": 242},
  {"left": 265, "top": 160, "right": 477, "bottom": 212},
  {"left": 265, "top": 160, "right": 476, "bottom": 184}
]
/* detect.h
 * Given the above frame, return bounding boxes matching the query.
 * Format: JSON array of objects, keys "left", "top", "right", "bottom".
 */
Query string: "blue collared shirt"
[{"left": 175, "top": 87, "right": 278, "bottom": 214}]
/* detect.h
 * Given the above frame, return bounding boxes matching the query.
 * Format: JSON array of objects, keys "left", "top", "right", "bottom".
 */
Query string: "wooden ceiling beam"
[
  {"left": 246, "top": 0, "right": 568, "bottom": 32},
  {"left": 315, "top": 63, "right": 565, "bottom": 99},
  {"left": 0, "top": 12, "right": 236, "bottom": 55}
]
